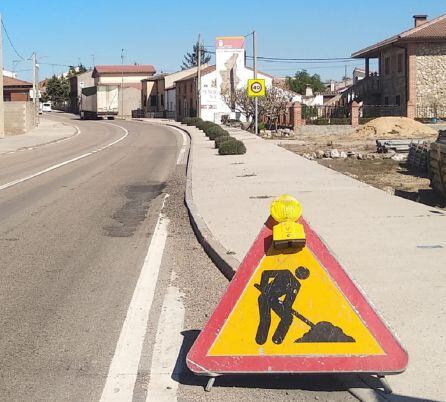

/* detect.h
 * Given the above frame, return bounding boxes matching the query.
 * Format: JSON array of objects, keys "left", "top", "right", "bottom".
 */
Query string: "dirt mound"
[
  {"left": 353, "top": 117, "right": 437, "bottom": 139},
  {"left": 295, "top": 321, "right": 355, "bottom": 343}
]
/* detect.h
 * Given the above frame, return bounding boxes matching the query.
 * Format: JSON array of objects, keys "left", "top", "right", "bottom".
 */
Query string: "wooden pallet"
[
  {"left": 429, "top": 132, "right": 446, "bottom": 196},
  {"left": 407, "top": 142, "right": 429, "bottom": 173}
]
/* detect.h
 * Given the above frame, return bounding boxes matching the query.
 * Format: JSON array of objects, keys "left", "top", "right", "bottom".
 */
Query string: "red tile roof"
[
  {"left": 93, "top": 65, "right": 156, "bottom": 76},
  {"left": 353, "top": 13, "right": 446, "bottom": 58},
  {"left": 3, "top": 76, "right": 33, "bottom": 87}
]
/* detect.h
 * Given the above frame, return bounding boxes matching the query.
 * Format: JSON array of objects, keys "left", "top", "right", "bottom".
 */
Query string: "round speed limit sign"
[
  {"left": 251, "top": 82, "right": 262, "bottom": 93},
  {"left": 248, "top": 79, "right": 266, "bottom": 97}
]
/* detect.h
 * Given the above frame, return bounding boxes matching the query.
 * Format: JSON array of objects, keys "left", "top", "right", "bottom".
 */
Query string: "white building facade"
[{"left": 200, "top": 36, "right": 273, "bottom": 122}]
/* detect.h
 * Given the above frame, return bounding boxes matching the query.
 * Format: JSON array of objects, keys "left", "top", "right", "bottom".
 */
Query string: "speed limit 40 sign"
[{"left": 248, "top": 79, "right": 266, "bottom": 97}]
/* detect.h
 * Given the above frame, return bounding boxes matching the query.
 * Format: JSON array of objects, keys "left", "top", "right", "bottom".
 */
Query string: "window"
[
  {"left": 397, "top": 53, "right": 403, "bottom": 73},
  {"left": 384, "top": 96, "right": 389, "bottom": 105},
  {"left": 384, "top": 57, "right": 391, "bottom": 75},
  {"left": 395, "top": 95, "right": 401, "bottom": 106},
  {"left": 160, "top": 94, "right": 164, "bottom": 108}
]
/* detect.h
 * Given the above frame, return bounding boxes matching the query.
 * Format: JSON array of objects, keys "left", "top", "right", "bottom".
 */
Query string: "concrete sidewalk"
[
  {"left": 0, "top": 117, "right": 78, "bottom": 155},
  {"left": 172, "top": 121, "right": 445, "bottom": 401}
]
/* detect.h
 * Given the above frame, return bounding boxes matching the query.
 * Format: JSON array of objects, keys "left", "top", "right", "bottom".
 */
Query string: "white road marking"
[
  {"left": 0, "top": 123, "right": 128, "bottom": 191},
  {"left": 100, "top": 195, "right": 170, "bottom": 402},
  {"left": 146, "top": 271, "right": 184, "bottom": 402},
  {"left": 165, "top": 126, "right": 188, "bottom": 165}
]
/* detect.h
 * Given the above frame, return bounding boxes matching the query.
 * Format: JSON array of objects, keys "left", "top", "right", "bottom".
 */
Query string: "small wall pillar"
[
  {"left": 292, "top": 102, "right": 302, "bottom": 132},
  {"left": 407, "top": 100, "right": 416, "bottom": 120},
  {"left": 351, "top": 101, "right": 360, "bottom": 127}
]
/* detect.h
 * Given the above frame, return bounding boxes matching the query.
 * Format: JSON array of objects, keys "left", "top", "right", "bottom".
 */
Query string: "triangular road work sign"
[{"left": 187, "top": 205, "right": 408, "bottom": 375}]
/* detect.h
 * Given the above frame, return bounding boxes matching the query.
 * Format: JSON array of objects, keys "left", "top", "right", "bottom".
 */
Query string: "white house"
[{"left": 175, "top": 36, "right": 299, "bottom": 123}]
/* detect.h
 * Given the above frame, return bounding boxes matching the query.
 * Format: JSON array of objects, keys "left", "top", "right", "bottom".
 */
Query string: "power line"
[
  {"left": 1, "top": 19, "right": 25, "bottom": 61},
  {"left": 256, "top": 56, "right": 354, "bottom": 61},
  {"left": 40, "top": 62, "right": 73, "bottom": 67},
  {"left": 256, "top": 59, "right": 357, "bottom": 65},
  {"left": 203, "top": 49, "right": 354, "bottom": 64}
]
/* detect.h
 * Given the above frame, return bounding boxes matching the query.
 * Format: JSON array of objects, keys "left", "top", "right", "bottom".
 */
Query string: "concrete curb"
[
  {"left": 179, "top": 123, "right": 239, "bottom": 280},
  {"left": 134, "top": 118, "right": 239, "bottom": 280}
]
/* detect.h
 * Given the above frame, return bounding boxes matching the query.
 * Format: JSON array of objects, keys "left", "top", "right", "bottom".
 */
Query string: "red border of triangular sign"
[{"left": 187, "top": 218, "right": 408, "bottom": 375}]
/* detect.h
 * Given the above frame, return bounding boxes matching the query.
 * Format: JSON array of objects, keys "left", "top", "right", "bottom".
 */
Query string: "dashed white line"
[
  {"left": 0, "top": 122, "right": 128, "bottom": 191},
  {"left": 146, "top": 271, "right": 184, "bottom": 402},
  {"left": 100, "top": 195, "right": 170, "bottom": 402}
]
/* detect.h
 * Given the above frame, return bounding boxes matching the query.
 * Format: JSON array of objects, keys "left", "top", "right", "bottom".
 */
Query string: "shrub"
[
  {"left": 329, "top": 117, "right": 350, "bottom": 125},
  {"left": 215, "top": 136, "right": 236, "bottom": 148},
  {"left": 196, "top": 120, "right": 216, "bottom": 130},
  {"left": 181, "top": 117, "right": 194, "bottom": 125},
  {"left": 218, "top": 139, "right": 246, "bottom": 155},
  {"left": 181, "top": 117, "right": 202, "bottom": 126},
  {"left": 313, "top": 118, "right": 329, "bottom": 125},
  {"left": 205, "top": 126, "right": 229, "bottom": 140},
  {"left": 311, "top": 117, "right": 350, "bottom": 125}
]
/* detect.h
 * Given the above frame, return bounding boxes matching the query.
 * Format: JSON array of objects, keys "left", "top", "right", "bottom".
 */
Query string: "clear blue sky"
[{"left": 1, "top": 0, "right": 445, "bottom": 83}]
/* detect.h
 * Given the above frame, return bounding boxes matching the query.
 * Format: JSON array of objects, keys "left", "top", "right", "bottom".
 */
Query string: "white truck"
[{"left": 80, "top": 85, "right": 119, "bottom": 119}]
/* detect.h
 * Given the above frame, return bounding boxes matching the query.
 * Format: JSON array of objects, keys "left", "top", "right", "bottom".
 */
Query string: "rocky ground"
[{"left": 282, "top": 140, "right": 446, "bottom": 210}]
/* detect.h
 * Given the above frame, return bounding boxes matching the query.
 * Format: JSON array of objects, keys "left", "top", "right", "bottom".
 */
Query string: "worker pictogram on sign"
[
  {"left": 187, "top": 195, "right": 408, "bottom": 381},
  {"left": 247, "top": 79, "right": 266, "bottom": 97}
]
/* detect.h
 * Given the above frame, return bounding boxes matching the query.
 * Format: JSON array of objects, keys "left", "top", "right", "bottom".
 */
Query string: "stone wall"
[
  {"left": 416, "top": 43, "right": 446, "bottom": 112},
  {"left": 4, "top": 102, "right": 37, "bottom": 135}
]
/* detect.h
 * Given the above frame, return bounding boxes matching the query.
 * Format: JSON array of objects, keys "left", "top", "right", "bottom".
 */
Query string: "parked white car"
[{"left": 41, "top": 102, "right": 52, "bottom": 112}]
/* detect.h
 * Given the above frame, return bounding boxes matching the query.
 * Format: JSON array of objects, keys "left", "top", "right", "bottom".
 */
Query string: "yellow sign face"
[
  {"left": 248, "top": 79, "right": 266, "bottom": 97},
  {"left": 208, "top": 246, "right": 384, "bottom": 357}
]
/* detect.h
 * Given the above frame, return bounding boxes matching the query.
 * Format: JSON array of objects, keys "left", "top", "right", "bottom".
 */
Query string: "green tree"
[
  {"left": 67, "top": 63, "right": 88, "bottom": 77},
  {"left": 45, "top": 75, "right": 70, "bottom": 106},
  {"left": 181, "top": 43, "right": 211, "bottom": 70},
  {"left": 286, "top": 70, "right": 326, "bottom": 94}
]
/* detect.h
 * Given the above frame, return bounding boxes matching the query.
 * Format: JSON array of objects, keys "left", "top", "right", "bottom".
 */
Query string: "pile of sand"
[{"left": 353, "top": 117, "right": 438, "bottom": 139}]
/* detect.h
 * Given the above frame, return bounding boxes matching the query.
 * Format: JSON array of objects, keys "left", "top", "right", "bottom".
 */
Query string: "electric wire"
[{"left": 1, "top": 19, "right": 26, "bottom": 61}]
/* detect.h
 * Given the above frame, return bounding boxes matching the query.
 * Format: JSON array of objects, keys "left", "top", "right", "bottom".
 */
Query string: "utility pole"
[
  {"left": 91, "top": 54, "right": 95, "bottom": 69},
  {"left": 253, "top": 30, "right": 258, "bottom": 135},
  {"left": 35, "top": 55, "right": 40, "bottom": 123},
  {"left": 32, "top": 52, "right": 37, "bottom": 107},
  {"left": 32, "top": 52, "right": 40, "bottom": 123},
  {"left": 344, "top": 64, "right": 347, "bottom": 88},
  {"left": 197, "top": 33, "right": 201, "bottom": 119},
  {"left": 121, "top": 48, "right": 124, "bottom": 118},
  {"left": 0, "top": 13, "right": 4, "bottom": 138}
]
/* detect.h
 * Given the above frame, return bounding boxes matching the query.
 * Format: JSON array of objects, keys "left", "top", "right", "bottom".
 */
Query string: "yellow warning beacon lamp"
[{"left": 270, "top": 194, "right": 306, "bottom": 249}]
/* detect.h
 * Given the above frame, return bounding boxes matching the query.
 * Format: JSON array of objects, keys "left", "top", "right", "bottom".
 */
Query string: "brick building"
[
  {"left": 3, "top": 76, "right": 33, "bottom": 102},
  {"left": 348, "top": 13, "right": 446, "bottom": 118}
]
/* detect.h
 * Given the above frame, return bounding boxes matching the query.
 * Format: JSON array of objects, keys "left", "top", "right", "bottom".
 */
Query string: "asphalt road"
[
  {"left": 0, "top": 113, "right": 356, "bottom": 401},
  {"left": 0, "top": 113, "right": 179, "bottom": 401}
]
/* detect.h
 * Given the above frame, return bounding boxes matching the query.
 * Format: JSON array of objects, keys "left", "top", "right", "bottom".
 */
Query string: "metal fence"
[
  {"left": 143, "top": 110, "right": 176, "bottom": 119},
  {"left": 302, "top": 105, "right": 350, "bottom": 124},
  {"left": 360, "top": 105, "right": 403, "bottom": 118}
]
